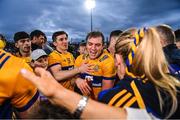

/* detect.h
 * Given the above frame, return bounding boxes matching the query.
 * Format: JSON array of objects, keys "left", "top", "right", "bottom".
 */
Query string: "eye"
[
  {"left": 88, "top": 42, "right": 93, "bottom": 46},
  {"left": 96, "top": 43, "right": 101, "bottom": 47},
  {"left": 20, "top": 40, "right": 26, "bottom": 43}
]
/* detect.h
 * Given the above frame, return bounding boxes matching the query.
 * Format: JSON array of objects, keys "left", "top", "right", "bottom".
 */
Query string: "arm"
[
  {"left": 49, "top": 62, "right": 93, "bottom": 82},
  {"left": 12, "top": 63, "right": 40, "bottom": 118},
  {"left": 102, "top": 79, "right": 114, "bottom": 90},
  {"left": 101, "top": 55, "right": 116, "bottom": 90},
  {"left": 49, "top": 64, "right": 79, "bottom": 81},
  {"left": 18, "top": 99, "right": 40, "bottom": 118},
  {"left": 20, "top": 68, "right": 127, "bottom": 119}
]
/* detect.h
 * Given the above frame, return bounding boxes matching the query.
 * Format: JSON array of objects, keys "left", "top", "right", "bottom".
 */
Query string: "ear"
[
  {"left": 160, "top": 39, "right": 166, "bottom": 47},
  {"left": 30, "top": 61, "right": 35, "bottom": 68},
  {"left": 53, "top": 41, "right": 57, "bottom": 47},
  {"left": 31, "top": 36, "right": 37, "bottom": 44},
  {"left": 15, "top": 42, "right": 19, "bottom": 48}
]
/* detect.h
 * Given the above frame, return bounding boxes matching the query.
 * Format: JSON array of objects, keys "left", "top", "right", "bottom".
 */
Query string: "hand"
[
  {"left": 20, "top": 67, "right": 62, "bottom": 98},
  {"left": 78, "top": 61, "right": 94, "bottom": 73},
  {"left": 75, "top": 78, "right": 92, "bottom": 95}
]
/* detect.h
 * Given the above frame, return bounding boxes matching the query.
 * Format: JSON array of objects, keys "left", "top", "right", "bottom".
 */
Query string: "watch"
[{"left": 73, "top": 96, "right": 89, "bottom": 118}]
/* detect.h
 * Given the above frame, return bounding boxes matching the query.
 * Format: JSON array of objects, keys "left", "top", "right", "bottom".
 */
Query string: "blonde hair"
[{"left": 115, "top": 27, "right": 180, "bottom": 118}]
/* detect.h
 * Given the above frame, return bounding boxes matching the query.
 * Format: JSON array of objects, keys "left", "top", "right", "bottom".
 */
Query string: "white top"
[{"left": 126, "top": 108, "right": 159, "bottom": 120}]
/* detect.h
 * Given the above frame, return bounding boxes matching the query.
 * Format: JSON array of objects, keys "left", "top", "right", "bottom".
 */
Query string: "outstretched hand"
[{"left": 20, "top": 67, "right": 62, "bottom": 98}]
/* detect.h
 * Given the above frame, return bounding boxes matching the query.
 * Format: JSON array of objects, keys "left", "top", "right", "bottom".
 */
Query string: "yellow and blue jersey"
[
  {"left": 98, "top": 76, "right": 180, "bottom": 119},
  {"left": 48, "top": 50, "right": 75, "bottom": 90},
  {"left": 0, "top": 50, "right": 39, "bottom": 119},
  {"left": 75, "top": 50, "right": 116, "bottom": 99},
  {"left": 14, "top": 52, "right": 31, "bottom": 64}
]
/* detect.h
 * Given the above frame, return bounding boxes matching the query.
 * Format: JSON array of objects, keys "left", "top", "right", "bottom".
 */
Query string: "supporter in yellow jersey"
[
  {"left": 0, "top": 49, "right": 39, "bottom": 119},
  {"left": 48, "top": 31, "right": 93, "bottom": 90},
  {"left": 75, "top": 31, "right": 116, "bottom": 100},
  {"left": 13, "top": 31, "right": 32, "bottom": 64}
]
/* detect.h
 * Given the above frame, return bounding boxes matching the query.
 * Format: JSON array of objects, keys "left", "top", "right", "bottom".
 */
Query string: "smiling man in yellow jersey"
[
  {"left": 13, "top": 31, "right": 32, "bottom": 64},
  {"left": 75, "top": 31, "right": 116, "bottom": 100},
  {"left": 48, "top": 31, "right": 92, "bottom": 91},
  {"left": 0, "top": 49, "right": 39, "bottom": 119}
]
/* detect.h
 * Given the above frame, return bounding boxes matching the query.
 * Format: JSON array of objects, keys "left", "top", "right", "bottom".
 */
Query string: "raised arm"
[
  {"left": 20, "top": 67, "right": 127, "bottom": 119},
  {"left": 49, "top": 62, "right": 93, "bottom": 82}
]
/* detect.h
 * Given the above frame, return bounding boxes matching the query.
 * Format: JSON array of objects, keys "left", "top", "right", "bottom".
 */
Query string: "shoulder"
[
  {"left": 99, "top": 52, "right": 111, "bottom": 61},
  {"left": 76, "top": 54, "right": 88, "bottom": 60},
  {"left": 49, "top": 50, "right": 61, "bottom": 59},
  {"left": 67, "top": 52, "right": 74, "bottom": 58},
  {"left": 99, "top": 51, "right": 114, "bottom": 63}
]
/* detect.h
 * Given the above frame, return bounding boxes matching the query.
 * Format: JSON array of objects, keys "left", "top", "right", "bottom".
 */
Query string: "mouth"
[
  {"left": 89, "top": 51, "right": 97, "bottom": 57},
  {"left": 63, "top": 44, "right": 68, "bottom": 47},
  {"left": 24, "top": 46, "right": 30, "bottom": 49}
]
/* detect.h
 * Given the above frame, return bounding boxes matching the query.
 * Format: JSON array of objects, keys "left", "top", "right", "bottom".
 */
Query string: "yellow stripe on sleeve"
[
  {"left": 130, "top": 81, "right": 145, "bottom": 108},
  {"left": 114, "top": 92, "right": 132, "bottom": 107},
  {"left": 108, "top": 89, "right": 127, "bottom": 106}
]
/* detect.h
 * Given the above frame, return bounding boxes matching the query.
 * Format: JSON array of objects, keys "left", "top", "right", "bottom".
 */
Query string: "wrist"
[
  {"left": 75, "top": 67, "right": 81, "bottom": 73},
  {"left": 73, "top": 96, "right": 89, "bottom": 118}
]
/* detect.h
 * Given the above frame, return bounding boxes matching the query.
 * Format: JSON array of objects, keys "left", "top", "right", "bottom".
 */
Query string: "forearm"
[
  {"left": 82, "top": 99, "right": 127, "bottom": 119},
  {"left": 51, "top": 86, "right": 127, "bottom": 119},
  {"left": 102, "top": 80, "right": 114, "bottom": 90},
  {"left": 53, "top": 68, "right": 80, "bottom": 81}
]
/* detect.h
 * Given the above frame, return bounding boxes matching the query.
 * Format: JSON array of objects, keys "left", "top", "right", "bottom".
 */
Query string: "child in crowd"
[{"left": 30, "top": 49, "right": 48, "bottom": 101}]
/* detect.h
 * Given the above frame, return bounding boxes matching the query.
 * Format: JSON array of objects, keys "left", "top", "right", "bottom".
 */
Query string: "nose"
[
  {"left": 91, "top": 44, "right": 96, "bottom": 50},
  {"left": 24, "top": 40, "right": 30, "bottom": 45}
]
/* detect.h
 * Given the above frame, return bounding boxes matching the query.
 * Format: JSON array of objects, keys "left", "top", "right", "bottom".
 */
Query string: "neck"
[
  {"left": 108, "top": 47, "right": 115, "bottom": 55},
  {"left": 19, "top": 50, "right": 31, "bottom": 57},
  {"left": 56, "top": 47, "right": 67, "bottom": 54}
]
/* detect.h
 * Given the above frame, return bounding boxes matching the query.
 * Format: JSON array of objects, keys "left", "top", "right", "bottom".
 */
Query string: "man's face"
[
  {"left": 31, "top": 35, "right": 45, "bottom": 46},
  {"left": 15, "top": 38, "right": 31, "bottom": 53},
  {"left": 86, "top": 36, "right": 103, "bottom": 60},
  {"left": 78, "top": 46, "right": 87, "bottom": 55},
  {"left": 53, "top": 34, "right": 68, "bottom": 51}
]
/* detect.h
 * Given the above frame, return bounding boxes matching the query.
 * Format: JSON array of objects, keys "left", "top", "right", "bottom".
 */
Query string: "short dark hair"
[
  {"left": 30, "top": 30, "right": 45, "bottom": 40},
  {"left": 0, "top": 34, "right": 6, "bottom": 41},
  {"left": 108, "top": 30, "right": 122, "bottom": 47},
  {"left": 85, "top": 31, "right": 105, "bottom": 45},
  {"left": 28, "top": 101, "right": 76, "bottom": 119},
  {"left": 79, "top": 42, "right": 86, "bottom": 47},
  {"left": 14, "top": 31, "right": 30, "bottom": 42},
  {"left": 156, "top": 25, "right": 175, "bottom": 44},
  {"left": 110, "top": 30, "right": 122, "bottom": 39},
  {"left": 174, "top": 29, "right": 180, "bottom": 42},
  {"left": 52, "top": 31, "right": 68, "bottom": 42}
]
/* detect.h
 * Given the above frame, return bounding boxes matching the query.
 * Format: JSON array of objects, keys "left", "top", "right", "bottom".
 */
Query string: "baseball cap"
[
  {"left": 14, "top": 31, "right": 30, "bottom": 42},
  {"left": 31, "top": 49, "right": 47, "bottom": 60}
]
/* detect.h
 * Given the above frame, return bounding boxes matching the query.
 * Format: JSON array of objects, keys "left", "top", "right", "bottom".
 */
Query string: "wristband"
[{"left": 73, "top": 96, "right": 89, "bottom": 118}]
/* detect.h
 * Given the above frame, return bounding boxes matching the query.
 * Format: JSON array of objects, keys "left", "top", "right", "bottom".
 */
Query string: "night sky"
[{"left": 0, "top": 0, "right": 180, "bottom": 42}]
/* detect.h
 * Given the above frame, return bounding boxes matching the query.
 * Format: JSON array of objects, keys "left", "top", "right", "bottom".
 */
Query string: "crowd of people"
[{"left": 0, "top": 25, "right": 180, "bottom": 119}]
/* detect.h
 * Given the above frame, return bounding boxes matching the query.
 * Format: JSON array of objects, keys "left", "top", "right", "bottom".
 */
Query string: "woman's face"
[{"left": 115, "top": 54, "right": 126, "bottom": 79}]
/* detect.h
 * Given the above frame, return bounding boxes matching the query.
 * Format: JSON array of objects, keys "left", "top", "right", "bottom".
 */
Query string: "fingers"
[
  {"left": 34, "top": 67, "right": 47, "bottom": 77},
  {"left": 76, "top": 79, "right": 92, "bottom": 95},
  {"left": 20, "top": 68, "right": 40, "bottom": 85},
  {"left": 21, "top": 67, "right": 62, "bottom": 98},
  {"left": 80, "top": 82, "right": 91, "bottom": 95}
]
